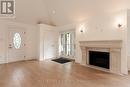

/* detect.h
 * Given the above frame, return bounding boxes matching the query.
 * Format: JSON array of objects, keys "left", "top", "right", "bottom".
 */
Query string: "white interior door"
[
  {"left": 43, "top": 30, "right": 58, "bottom": 59},
  {"left": 8, "top": 28, "right": 26, "bottom": 63}
]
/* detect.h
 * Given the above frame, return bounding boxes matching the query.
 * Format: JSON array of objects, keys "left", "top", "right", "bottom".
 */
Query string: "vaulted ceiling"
[
  {"left": 45, "top": 0, "right": 126, "bottom": 26},
  {"left": 11, "top": 0, "right": 51, "bottom": 25},
  {"left": 9, "top": 0, "right": 127, "bottom": 26}
]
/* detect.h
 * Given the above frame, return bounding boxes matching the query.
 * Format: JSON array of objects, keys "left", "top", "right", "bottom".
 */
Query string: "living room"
[{"left": 0, "top": 0, "right": 130, "bottom": 87}]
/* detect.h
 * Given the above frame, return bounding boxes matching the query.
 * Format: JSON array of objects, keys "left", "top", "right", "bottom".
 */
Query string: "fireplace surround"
[{"left": 80, "top": 40, "right": 122, "bottom": 74}]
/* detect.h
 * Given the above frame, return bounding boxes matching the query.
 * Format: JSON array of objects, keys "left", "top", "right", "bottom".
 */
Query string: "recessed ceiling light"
[{"left": 52, "top": 10, "right": 56, "bottom": 14}]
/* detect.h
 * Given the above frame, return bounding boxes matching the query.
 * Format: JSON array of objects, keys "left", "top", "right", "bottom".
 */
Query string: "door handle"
[
  {"left": 8, "top": 47, "right": 12, "bottom": 48},
  {"left": 9, "top": 44, "right": 12, "bottom": 48}
]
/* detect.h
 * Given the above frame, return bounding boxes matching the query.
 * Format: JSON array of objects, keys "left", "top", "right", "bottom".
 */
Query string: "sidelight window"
[{"left": 59, "top": 31, "right": 75, "bottom": 57}]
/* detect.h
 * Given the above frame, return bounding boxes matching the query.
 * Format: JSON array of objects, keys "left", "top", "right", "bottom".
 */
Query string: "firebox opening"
[{"left": 89, "top": 51, "right": 110, "bottom": 69}]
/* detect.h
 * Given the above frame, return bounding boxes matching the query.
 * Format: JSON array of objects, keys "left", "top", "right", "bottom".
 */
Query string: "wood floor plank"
[{"left": 0, "top": 61, "right": 130, "bottom": 87}]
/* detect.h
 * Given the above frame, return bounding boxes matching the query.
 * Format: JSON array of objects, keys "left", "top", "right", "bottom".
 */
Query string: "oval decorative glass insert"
[{"left": 13, "top": 33, "right": 22, "bottom": 49}]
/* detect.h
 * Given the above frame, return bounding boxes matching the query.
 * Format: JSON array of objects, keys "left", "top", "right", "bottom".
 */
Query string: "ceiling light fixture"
[{"left": 52, "top": 10, "right": 56, "bottom": 14}]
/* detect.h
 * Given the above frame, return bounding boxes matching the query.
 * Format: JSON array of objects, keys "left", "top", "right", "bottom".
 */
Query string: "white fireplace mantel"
[
  {"left": 79, "top": 40, "right": 122, "bottom": 74},
  {"left": 80, "top": 40, "right": 122, "bottom": 48}
]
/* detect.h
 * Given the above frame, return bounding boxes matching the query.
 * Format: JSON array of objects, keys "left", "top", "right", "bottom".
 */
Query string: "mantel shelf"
[{"left": 79, "top": 40, "right": 122, "bottom": 48}]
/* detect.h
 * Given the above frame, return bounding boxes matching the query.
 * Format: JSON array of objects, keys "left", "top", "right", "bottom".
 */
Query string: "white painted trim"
[{"left": 128, "top": 56, "right": 130, "bottom": 71}]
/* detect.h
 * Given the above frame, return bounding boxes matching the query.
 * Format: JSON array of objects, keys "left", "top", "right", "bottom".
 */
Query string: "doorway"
[
  {"left": 7, "top": 28, "right": 26, "bottom": 63},
  {"left": 59, "top": 31, "right": 75, "bottom": 59}
]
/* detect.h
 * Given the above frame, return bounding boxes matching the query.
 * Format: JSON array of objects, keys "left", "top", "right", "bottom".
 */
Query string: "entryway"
[
  {"left": 7, "top": 27, "right": 26, "bottom": 63},
  {"left": 59, "top": 30, "right": 75, "bottom": 59}
]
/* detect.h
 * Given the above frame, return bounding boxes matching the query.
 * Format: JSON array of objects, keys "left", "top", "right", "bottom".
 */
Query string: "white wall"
[
  {"left": 56, "top": 24, "right": 76, "bottom": 31},
  {"left": 75, "top": 11, "right": 126, "bottom": 60},
  {"left": 38, "top": 24, "right": 59, "bottom": 60},
  {"left": 75, "top": 10, "right": 128, "bottom": 74},
  {"left": 25, "top": 25, "right": 38, "bottom": 60},
  {"left": 127, "top": 9, "right": 130, "bottom": 70},
  {"left": 0, "top": 20, "right": 38, "bottom": 64},
  {"left": 0, "top": 22, "right": 7, "bottom": 64}
]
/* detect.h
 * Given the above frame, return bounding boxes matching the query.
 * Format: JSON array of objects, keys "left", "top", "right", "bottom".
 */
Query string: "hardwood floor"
[{"left": 0, "top": 60, "right": 130, "bottom": 87}]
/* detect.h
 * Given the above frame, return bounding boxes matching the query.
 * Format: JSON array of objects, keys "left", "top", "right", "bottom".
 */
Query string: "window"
[
  {"left": 13, "top": 33, "right": 21, "bottom": 49},
  {"left": 59, "top": 31, "right": 75, "bottom": 57}
]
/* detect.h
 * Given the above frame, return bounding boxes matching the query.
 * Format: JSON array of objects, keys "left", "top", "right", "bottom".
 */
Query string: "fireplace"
[
  {"left": 80, "top": 40, "right": 122, "bottom": 74},
  {"left": 89, "top": 51, "right": 110, "bottom": 69}
]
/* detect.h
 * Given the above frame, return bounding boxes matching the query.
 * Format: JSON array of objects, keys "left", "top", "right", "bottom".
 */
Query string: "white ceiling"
[
  {"left": 7, "top": 0, "right": 127, "bottom": 26},
  {"left": 10, "top": 0, "right": 51, "bottom": 25},
  {"left": 44, "top": 0, "right": 126, "bottom": 26}
]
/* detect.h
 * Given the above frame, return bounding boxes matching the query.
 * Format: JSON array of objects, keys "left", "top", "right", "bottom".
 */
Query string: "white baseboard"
[
  {"left": 0, "top": 61, "right": 6, "bottom": 64},
  {"left": 19, "top": 57, "right": 37, "bottom": 62}
]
